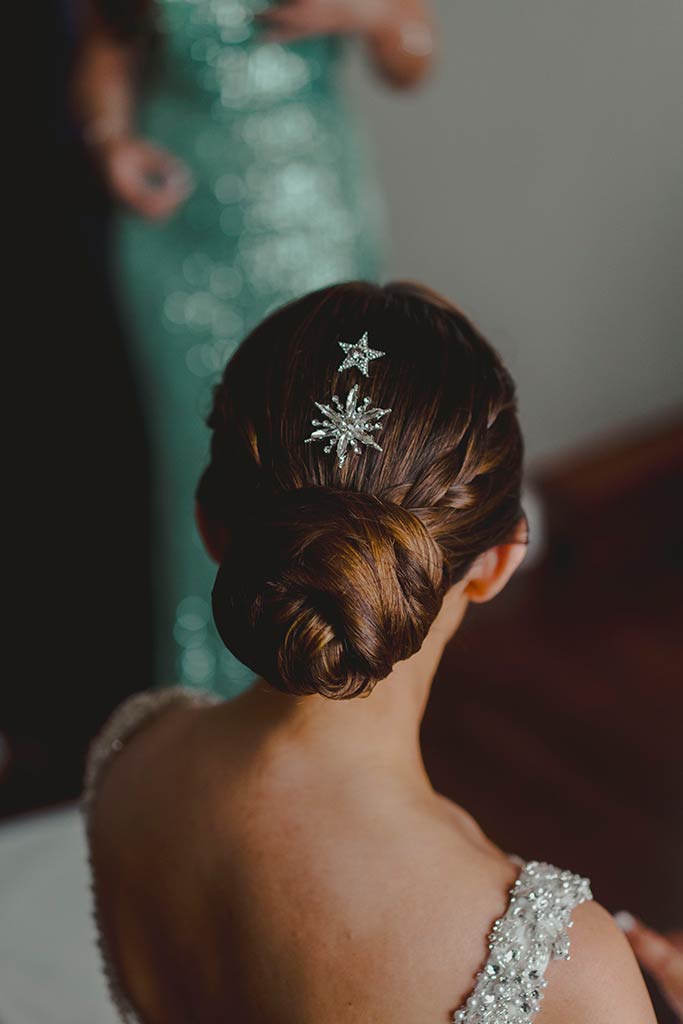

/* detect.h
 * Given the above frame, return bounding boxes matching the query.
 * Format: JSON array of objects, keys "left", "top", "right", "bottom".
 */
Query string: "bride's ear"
[
  {"left": 463, "top": 517, "right": 528, "bottom": 604},
  {"left": 195, "top": 501, "right": 230, "bottom": 564}
]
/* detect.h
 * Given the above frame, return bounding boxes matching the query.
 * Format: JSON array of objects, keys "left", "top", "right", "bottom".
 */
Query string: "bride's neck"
[{"left": 229, "top": 587, "right": 468, "bottom": 790}]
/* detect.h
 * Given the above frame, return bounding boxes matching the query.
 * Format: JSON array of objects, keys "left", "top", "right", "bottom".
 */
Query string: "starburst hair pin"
[{"left": 304, "top": 332, "right": 391, "bottom": 468}]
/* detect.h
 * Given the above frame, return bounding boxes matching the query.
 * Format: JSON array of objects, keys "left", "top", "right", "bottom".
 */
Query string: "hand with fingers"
[
  {"left": 616, "top": 912, "right": 683, "bottom": 1020},
  {"left": 93, "top": 136, "right": 193, "bottom": 221},
  {"left": 256, "top": 0, "right": 393, "bottom": 42},
  {"left": 255, "top": 0, "right": 434, "bottom": 88}
]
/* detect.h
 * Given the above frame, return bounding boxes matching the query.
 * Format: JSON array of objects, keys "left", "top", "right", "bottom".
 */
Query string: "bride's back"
[
  {"left": 87, "top": 686, "right": 653, "bottom": 1024},
  {"left": 89, "top": 694, "right": 527, "bottom": 1023}
]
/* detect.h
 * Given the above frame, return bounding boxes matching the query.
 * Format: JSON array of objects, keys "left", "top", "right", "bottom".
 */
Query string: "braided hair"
[{"left": 199, "top": 281, "right": 524, "bottom": 698}]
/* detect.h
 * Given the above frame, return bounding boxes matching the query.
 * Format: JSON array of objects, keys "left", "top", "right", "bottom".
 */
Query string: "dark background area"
[{"left": 2, "top": 0, "right": 154, "bottom": 816}]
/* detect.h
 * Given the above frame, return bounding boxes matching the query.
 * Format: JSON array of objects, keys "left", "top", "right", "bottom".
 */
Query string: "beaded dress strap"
[
  {"left": 452, "top": 860, "right": 592, "bottom": 1023},
  {"left": 81, "top": 685, "right": 220, "bottom": 1023}
]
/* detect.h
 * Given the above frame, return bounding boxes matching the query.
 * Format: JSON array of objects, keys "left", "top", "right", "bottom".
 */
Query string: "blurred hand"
[
  {"left": 256, "top": 0, "right": 415, "bottom": 43},
  {"left": 97, "top": 138, "right": 192, "bottom": 220},
  {"left": 616, "top": 912, "right": 683, "bottom": 1019}
]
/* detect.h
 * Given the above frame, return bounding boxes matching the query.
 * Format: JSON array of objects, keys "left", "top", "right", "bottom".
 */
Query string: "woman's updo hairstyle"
[{"left": 198, "top": 282, "right": 523, "bottom": 699}]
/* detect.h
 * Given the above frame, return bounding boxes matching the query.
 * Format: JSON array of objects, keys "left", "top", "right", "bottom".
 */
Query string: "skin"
[
  {"left": 89, "top": 516, "right": 657, "bottom": 1022},
  {"left": 73, "top": 0, "right": 434, "bottom": 221}
]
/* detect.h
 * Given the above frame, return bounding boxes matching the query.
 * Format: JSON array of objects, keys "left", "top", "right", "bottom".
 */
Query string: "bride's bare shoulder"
[
  {"left": 423, "top": 813, "right": 656, "bottom": 1024},
  {"left": 540, "top": 900, "right": 656, "bottom": 1023}
]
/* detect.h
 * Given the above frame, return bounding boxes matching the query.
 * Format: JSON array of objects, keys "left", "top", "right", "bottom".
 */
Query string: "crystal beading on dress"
[{"left": 452, "top": 861, "right": 593, "bottom": 1023}]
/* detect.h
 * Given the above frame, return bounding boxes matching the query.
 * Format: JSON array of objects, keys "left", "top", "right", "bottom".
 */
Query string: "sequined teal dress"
[{"left": 115, "top": 1, "right": 385, "bottom": 697}]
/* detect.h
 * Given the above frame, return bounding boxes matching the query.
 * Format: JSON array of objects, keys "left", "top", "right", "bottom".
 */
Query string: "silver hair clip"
[
  {"left": 337, "top": 331, "right": 385, "bottom": 377},
  {"left": 304, "top": 332, "right": 391, "bottom": 468},
  {"left": 304, "top": 385, "right": 391, "bottom": 468}
]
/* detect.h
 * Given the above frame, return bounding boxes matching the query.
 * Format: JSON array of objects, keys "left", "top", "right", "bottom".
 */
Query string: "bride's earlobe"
[{"left": 464, "top": 518, "right": 528, "bottom": 604}]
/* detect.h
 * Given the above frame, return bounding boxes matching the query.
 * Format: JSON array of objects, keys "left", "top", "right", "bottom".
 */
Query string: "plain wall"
[{"left": 344, "top": 0, "right": 683, "bottom": 462}]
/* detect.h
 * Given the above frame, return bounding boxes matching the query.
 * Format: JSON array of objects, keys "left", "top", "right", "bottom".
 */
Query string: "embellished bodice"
[{"left": 82, "top": 688, "right": 592, "bottom": 1024}]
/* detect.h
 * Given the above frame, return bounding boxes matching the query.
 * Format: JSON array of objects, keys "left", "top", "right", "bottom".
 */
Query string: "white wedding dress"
[{"left": 80, "top": 687, "right": 593, "bottom": 1024}]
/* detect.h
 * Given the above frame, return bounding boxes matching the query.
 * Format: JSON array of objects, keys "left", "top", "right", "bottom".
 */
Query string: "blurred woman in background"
[{"left": 73, "top": 0, "right": 433, "bottom": 697}]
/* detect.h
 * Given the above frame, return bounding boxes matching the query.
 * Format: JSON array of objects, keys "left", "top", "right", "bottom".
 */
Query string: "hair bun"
[{"left": 212, "top": 488, "right": 447, "bottom": 699}]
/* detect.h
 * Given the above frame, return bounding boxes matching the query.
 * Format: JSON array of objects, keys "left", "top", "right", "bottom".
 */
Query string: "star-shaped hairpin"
[
  {"left": 304, "top": 384, "right": 391, "bottom": 467},
  {"left": 337, "top": 332, "right": 385, "bottom": 377}
]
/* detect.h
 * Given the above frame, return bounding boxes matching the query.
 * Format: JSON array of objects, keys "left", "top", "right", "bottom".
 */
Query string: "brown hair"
[{"left": 199, "top": 281, "right": 523, "bottom": 699}]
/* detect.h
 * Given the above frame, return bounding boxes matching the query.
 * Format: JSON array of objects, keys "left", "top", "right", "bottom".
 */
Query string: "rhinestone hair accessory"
[
  {"left": 305, "top": 331, "right": 390, "bottom": 467},
  {"left": 304, "top": 384, "right": 391, "bottom": 468},
  {"left": 337, "top": 331, "right": 385, "bottom": 377}
]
